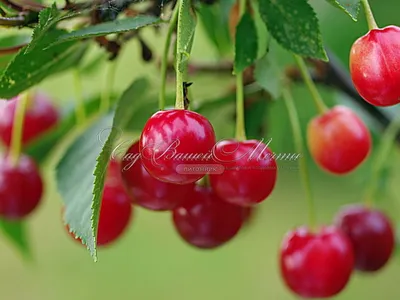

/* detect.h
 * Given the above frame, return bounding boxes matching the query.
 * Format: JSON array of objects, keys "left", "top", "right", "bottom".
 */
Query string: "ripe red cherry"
[
  {"left": 121, "top": 141, "right": 195, "bottom": 211},
  {"left": 350, "top": 26, "right": 400, "bottom": 107},
  {"left": 172, "top": 185, "right": 246, "bottom": 249},
  {"left": 65, "top": 160, "right": 133, "bottom": 246},
  {"left": 307, "top": 106, "right": 371, "bottom": 174},
  {"left": 209, "top": 139, "right": 277, "bottom": 206},
  {"left": 0, "top": 92, "right": 59, "bottom": 146},
  {"left": 0, "top": 154, "right": 43, "bottom": 220},
  {"left": 280, "top": 226, "right": 354, "bottom": 298},
  {"left": 139, "top": 109, "right": 216, "bottom": 185},
  {"left": 335, "top": 205, "right": 395, "bottom": 272}
]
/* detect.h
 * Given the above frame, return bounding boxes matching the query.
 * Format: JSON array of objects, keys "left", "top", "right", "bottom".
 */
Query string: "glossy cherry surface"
[
  {"left": 280, "top": 226, "right": 354, "bottom": 298},
  {"left": 335, "top": 205, "right": 395, "bottom": 272},
  {"left": 350, "top": 26, "right": 400, "bottom": 107},
  {"left": 140, "top": 109, "right": 216, "bottom": 185},
  {"left": 0, "top": 154, "right": 43, "bottom": 220},
  {"left": 172, "top": 185, "right": 245, "bottom": 249},
  {"left": 307, "top": 106, "right": 371, "bottom": 174},
  {"left": 121, "top": 141, "right": 195, "bottom": 211},
  {"left": 65, "top": 160, "right": 133, "bottom": 246},
  {"left": 0, "top": 92, "right": 59, "bottom": 146},
  {"left": 209, "top": 139, "right": 277, "bottom": 206}
]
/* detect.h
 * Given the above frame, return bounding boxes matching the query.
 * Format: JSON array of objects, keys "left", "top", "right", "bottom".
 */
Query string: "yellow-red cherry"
[
  {"left": 350, "top": 26, "right": 400, "bottom": 107},
  {"left": 307, "top": 106, "right": 371, "bottom": 174}
]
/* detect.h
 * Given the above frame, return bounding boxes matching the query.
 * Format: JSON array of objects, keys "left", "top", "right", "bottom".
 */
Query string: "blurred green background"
[{"left": 1, "top": 0, "right": 400, "bottom": 299}]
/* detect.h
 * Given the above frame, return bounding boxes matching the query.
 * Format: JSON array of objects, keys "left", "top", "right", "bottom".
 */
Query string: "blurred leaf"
[
  {"left": 0, "top": 33, "right": 31, "bottom": 70},
  {"left": 197, "top": 2, "right": 232, "bottom": 56},
  {"left": 79, "top": 51, "right": 108, "bottom": 75},
  {"left": 245, "top": 97, "right": 268, "bottom": 139},
  {"left": 25, "top": 93, "right": 118, "bottom": 164},
  {"left": 234, "top": 12, "right": 258, "bottom": 73},
  {"left": 49, "top": 15, "right": 160, "bottom": 47},
  {"left": 0, "top": 219, "right": 30, "bottom": 258},
  {"left": 259, "top": 0, "right": 328, "bottom": 61},
  {"left": 0, "top": 29, "right": 89, "bottom": 99},
  {"left": 325, "top": 0, "right": 361, "bottom": 21},
  {"left": 254, "top": 54, "right": 282, "bottom": 99},
  {"left": 124, "top": 96, "right": 157, "bottom": 132},
  {"left": 56, "top": 78, "right": 149, "bottom": 260},
  {"left": 177, "top": 0, "right": 197, "bottom": 73}
]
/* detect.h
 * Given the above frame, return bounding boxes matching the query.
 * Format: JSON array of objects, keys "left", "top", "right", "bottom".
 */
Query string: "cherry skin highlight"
[
  {"left": 0, "top": 91, "right": 59, "bottom": 147},
  {"left": 350, "top": 26, "right": 400, "bottom": 107},
  {"left": 280, "top": 226, "right": 354, "bottom": 298},
  {"left": 307, "top": 105, "right": 371, "bottom": 174},
  {"left": 121, "top": 141, "right": 195, "bottom": 211},
  {"left": 65, "top": 160, "right": 133, "bottom": 247},
  {"left": 209, "top": 139, "right": 277, "bottom": 206},
  {"left": 335, "top": 205, "right": 395, "bottom": 272},
  {"left": 172, "top": 185, "right": 246, "bottom": 249},
  {"left": 0, "top": 154, "right": 43, "bottom": 220},
  {"left": 139, "top": 109, "right": 216, "bottom": 185}
]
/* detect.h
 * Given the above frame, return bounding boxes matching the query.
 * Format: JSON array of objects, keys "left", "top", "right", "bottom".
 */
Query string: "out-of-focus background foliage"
[{"left": 1, "top": 0, "right": 400, "bottom": 299}]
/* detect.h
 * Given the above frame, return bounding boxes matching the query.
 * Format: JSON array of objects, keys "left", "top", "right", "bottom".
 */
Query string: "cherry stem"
[
  {"left": 159, "top": 4, "right": 179, "bottom": 111},
  {"left": 235, "top": 0, "right": 247, "bottom": 141},
  {"left": 361, "top": 0, "right": 378, "bottom": 30},
  {"left": 73, "top": 68, "right": 86, "bottom": 125},
  {"left": 364, "top": 116, "right": 400, "bottom": 206},
  {"left": 282, "top": 84, "right": 317, "bottom": 231},
  {"left": 100, "top": 60, "right": 117, "bottom": 113},
  {"left": 9, "top": 92, "right": 29, "bottom": 166},
  {"left": 294, "top": 55, "right": 328, "bottom": 115}
]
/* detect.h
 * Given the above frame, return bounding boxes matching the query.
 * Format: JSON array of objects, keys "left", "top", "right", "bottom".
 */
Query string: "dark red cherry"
[
  {"left": 121, "top": 141, "right": 195, "bottom": 211},
  {"left": 335, "top": 205, "right": 395, "bottom": 272},
  {"left": 350, "top": 26, "right": 400, "bottom": 107},
  {"left": 307, "top": 106, "right": 371, "bottom": 174},
  {"left": 0, "top": 91, "right": 59, "bottom": 146},
  {"left": 172, "top": 185, "right": 245, "bottom": 249},
  {"left": 65, "top": 160, "right": 133, "bottom": 247},
  {"left": 280, "top": 226, "right": 354, "bottom": 298},
  {"left": 0, "top": 154, "right": 43, "bottom": 220},
  {"left": 139, "top": 109, "right": 216, "bottom": 185},
  {"left": 209, "top": 139, "right": 277, "bottom": 206}
]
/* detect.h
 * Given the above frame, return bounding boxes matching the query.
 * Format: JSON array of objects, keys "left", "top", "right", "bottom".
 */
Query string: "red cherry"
[
  {"left": 280, "top": 226, "right": 354, "bottom": 298},
  {"left": 307, "top": 106, "right": 371, "bottom": 174},
  {"left": 65, "top": 160, "right": 133, "bottom": 247},
  {"left": 121, "top": 141, "right": 195, "bottom": 211},
  {"left": 209, "top": 139, "right": 277, "bottom": 206},
  {"left": 172, "top": 185, "right": 245, "bottom": 249},
  {"left": 0, "top": 92, "right": 59, "bottom": 146},
  {"left": 0, "top": 154, "right": 43, "bottom": 220},
  {"left": 350, "top": 26, "right": 400, "bottom": 107},
  {"left": 335, "top": 205, "right": 395, "bottom": 272},
  {"left": 139, "top": 109, "right": 216, "bottom": 185}
]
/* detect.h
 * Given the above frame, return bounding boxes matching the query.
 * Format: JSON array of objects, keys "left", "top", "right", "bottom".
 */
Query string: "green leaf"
[
  {"left": 0, "top": 33, "right": 31, "bottom": 70},
  {"left": 234, "top": 12, "right": 258, "bottom": 73},
  {"left": 259, "top": 0, "right": 328, "bottom": 61},
  {"left": 24, "top": 4, "right": 60, "bottom": 53},
  {"left": 325, "top": 0, "right": 361, "bottom": 21},
  {"left": 254, "top": 53, "right": 283, "bottom": 99},
  {"left": 0, "top": 219, "right": 31, "bottom": 258},
  {"left": 0, "top": 30, "right": 88, "bottom": 99},
  {"left": 56, "top": 78, "right": 149, "bottom": 260},
  {"left": 177, "top": 0, "right": 197, "bottom": 73},
  {"left": 49, "top": 15, "right": 160, "bottom": 47},
  {"left": 251, "top": 0, "right": 269, "bottom": 60},
  {"left": 25, "top": 93, "right": 118, "bottom": 164}
]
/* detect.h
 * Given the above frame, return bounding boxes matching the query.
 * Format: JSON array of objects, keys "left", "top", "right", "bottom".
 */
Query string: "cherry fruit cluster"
[
  {"left": 0, "top": 93, "right": 59, "bottom": 220},
  {"left": 65, "top": 108, "right": 277, "bottom": 248}
]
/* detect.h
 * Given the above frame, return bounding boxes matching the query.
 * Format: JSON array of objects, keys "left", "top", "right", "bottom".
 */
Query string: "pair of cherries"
[
  {"left": 0, "top": 93, "right": 59, "bottom": 220},
  {"left": 280, "top": 205, "right": 395, "bottom": 298},
  {"left": 118, "top": 108, "right": 276, "bottom": 248}
]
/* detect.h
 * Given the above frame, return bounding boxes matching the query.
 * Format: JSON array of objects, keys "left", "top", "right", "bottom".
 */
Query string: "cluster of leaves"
[{"left": 0, "top": 0, "right": 374, "bottom": 260}]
